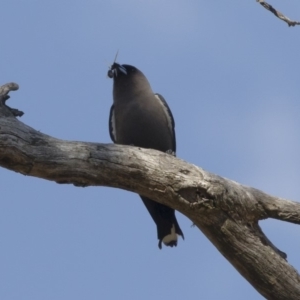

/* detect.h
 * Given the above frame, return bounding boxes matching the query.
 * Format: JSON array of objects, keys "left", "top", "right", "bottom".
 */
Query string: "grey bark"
[
  {"left": 257, "top": 0, "right": 300, "bottom": 27},
  {"left": 1, "top": 83, "right": 300, "bottom": 299}
]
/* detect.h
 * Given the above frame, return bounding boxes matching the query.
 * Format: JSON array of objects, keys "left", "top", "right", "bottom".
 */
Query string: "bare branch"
[
  {"left": 250, "top": 187, "right": 300, "bottom": 224},
  {"left": 0, "top": 82, "right": 19, "bottom": 96},
  {"left": 0, "top": 82, "right": 24, "bottom": 117},
  {"left": 1, "top": 83, "right": 300, "bottom": 299},
  {"left": 257, "top": 0, "right": 300, "bottom": 27}
]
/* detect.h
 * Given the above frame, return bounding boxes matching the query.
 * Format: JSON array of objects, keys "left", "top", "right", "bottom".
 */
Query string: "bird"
[{"left": 107, "top": 61, "right": 184, "bottom": 249}]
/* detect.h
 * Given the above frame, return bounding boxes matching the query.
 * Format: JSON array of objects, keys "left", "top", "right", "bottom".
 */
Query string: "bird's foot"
[{"left": 166, "top": 149, "right": 175, "bottom": 156}]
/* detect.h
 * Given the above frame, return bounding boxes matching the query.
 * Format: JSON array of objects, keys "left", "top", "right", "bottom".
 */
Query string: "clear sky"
[{"left": 1, "top": 1, "right": 300, "bottom": 299}]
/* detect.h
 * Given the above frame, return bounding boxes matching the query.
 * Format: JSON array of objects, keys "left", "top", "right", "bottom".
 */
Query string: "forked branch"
[{"left": 1, "top": 83, "right": 300, "bottom": 299}]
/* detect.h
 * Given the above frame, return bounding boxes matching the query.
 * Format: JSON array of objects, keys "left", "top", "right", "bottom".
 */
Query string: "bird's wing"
[
  {"left": 109, "top": 104, "right": 117, "bottom": 142},
  {"left": 154, "top": 93, "right": 176, "bottom": 153}
]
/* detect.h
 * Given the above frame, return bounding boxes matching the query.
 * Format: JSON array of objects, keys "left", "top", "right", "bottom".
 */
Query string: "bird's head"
[
  {"left": 108, "top": 63, "right": 137, "bottom": 79},
  {"left": 108, "top": 62, "right": 152, "bottom": 98}
]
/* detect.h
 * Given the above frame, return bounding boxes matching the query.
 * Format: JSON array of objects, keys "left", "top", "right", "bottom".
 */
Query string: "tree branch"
[
  {"left": 1, "top": 83, "right": 300, "bottom": 299},
  {"left": 257, "top": 0, "right": 300, "bottom": 27}
]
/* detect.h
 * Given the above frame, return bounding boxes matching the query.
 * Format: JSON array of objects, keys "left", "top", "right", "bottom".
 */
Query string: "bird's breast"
[{"left": 113, "top": 100, "right": 173, "bottom": 152}]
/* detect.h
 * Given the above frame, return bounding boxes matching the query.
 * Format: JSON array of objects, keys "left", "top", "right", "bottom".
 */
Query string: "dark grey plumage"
[{"left": 108, "top": 62, "right": 184, "bottom": 248}]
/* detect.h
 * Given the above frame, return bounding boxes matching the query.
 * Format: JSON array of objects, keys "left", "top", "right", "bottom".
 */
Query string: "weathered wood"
[
  {"left": 257, "top": 0, "right": 300, "bottom": 27},
  {"left": 1, "top": 83, "right": 300, "bottom": 299}
]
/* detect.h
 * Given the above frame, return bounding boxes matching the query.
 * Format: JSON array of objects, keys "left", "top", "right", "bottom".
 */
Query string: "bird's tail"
[{"left": 140, "top": 196, "right": 184, "bottom": 249}]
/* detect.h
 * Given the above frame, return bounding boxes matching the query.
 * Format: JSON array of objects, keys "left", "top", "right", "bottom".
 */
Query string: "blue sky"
[{"left": 1, "top": 1, "right": 300, "bottom": 299}]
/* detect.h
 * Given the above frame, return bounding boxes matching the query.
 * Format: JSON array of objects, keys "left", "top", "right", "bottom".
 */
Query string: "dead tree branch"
[
  {"left": 1, "top": 83, "right": 300, "bottom": 299},
  {"left": 257, "top": 0, "right": 300, "bottom": 27}
]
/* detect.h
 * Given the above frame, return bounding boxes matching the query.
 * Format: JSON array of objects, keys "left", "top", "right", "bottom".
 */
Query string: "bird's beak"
[{"left": 108, "top": 63, "right": 127, "bottom": 78}]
